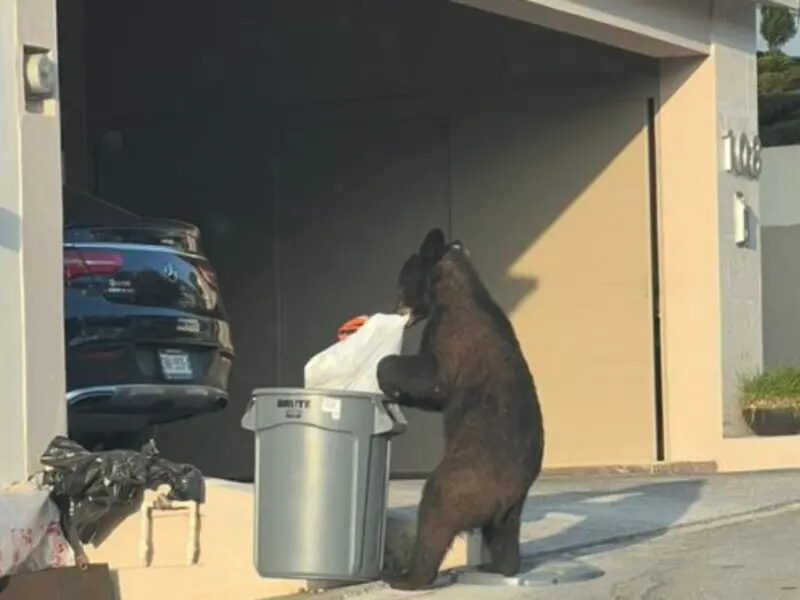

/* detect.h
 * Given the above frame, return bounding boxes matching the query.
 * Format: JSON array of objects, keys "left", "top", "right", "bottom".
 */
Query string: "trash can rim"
[{"left": 251, "top": 387, "right": 385, "bottom": 401}]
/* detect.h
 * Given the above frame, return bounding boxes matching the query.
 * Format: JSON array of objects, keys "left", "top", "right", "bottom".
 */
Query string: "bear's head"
[{"left": 395, "top": 228, "right": 471, "bottom": 325}]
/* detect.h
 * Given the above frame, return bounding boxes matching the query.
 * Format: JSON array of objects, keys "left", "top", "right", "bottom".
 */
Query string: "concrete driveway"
[{"left": 306, "top": 470, "right": 800, "bottom": 600}]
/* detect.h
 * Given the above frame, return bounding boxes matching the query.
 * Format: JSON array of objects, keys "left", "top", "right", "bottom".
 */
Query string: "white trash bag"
[
  {"left": 241, "top": 312, "right": 407, "bottom": 431},
  {"left": 304, "top": 313, "right": 408, "bottom": 394}
]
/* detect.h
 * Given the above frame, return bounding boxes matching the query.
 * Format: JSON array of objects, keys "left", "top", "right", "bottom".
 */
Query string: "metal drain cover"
[{"left": 456, "top": 560, "right": 604, "bottom": 587}]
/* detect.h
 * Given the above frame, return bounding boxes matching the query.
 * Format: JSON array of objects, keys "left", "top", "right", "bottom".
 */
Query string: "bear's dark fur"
[{"left": 377, "top": 229, "right": 544, "bottom": 589}]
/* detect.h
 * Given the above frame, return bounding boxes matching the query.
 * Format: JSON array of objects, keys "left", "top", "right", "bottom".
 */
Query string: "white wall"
[
  {"left": 0, "top": 0, "right": 28, "bottom": 484},
  {"left": 712, "top": 1, "right": 763, "bottom": 438},
  {"left": 0, "top": 0, "right": 65, "bottom": 483},
  {"left": 762, "top": 145, "right": 800, "bottom": 368},
  {"left": 457, "top": 0, "right": 712, "bottom": 56},
  {"left": 761, "top": 146, "right": 800, "bottom": 227}
]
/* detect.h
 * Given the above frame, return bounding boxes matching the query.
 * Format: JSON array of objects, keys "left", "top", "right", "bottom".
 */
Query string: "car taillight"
[
  {"left": 64, "top": 249, "right": 124, "bottom": 281},
  {"left": 63, "top": 250, "right": 87, "bottom": 280},
  {"left": 198, "top": 265, "right": 218, "bottom": 287}
]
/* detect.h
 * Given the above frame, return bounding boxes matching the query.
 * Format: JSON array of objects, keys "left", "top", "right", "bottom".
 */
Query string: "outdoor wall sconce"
[
  {"left": 24, "top": 47, "right": 56, "bottom": 98},
  {"left": 23, "top": 45, "right": 56, "bottom": 113},
  {"left": 734, "top": 191, "right": 750, "bottom": 247}
]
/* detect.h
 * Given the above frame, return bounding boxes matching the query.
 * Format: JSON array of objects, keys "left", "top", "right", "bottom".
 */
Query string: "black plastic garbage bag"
[{"left": 40, "top": 436, "right": 204, "bottom": 547}]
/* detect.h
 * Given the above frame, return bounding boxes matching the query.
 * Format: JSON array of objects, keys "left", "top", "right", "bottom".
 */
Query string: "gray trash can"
[{"left": 242, "top": 388, "right": 407, "bottom": 582}]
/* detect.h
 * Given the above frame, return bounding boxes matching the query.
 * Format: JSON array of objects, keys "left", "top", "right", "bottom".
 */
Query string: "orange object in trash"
[{"left": 337, "top": 315, "right": 369, "bottom": 341}]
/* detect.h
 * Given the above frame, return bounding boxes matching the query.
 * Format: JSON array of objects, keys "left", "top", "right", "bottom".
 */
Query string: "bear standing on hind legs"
[{"left": 377, "top": 229, "right": 545, "bottom": 590}]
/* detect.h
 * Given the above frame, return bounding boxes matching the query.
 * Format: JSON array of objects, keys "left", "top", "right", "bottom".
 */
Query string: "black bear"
[{"left": 377, "top": 228, "right": 545, "bottom": 590}]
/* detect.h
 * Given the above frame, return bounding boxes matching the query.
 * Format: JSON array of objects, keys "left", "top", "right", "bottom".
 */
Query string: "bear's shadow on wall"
[{"left": 449, "top": 89, "right": 654, "bottom": 319}]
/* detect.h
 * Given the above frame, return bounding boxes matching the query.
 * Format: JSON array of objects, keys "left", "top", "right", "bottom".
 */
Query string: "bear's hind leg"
[
  {"left": 387, "top": 467, "right": 496, "bottom": 590},
  {"left": 389, "top": 507, "right": 457, "bottom": 589},
  {"left": 481, "top": 497, "right": 525, "bottom": 577}
]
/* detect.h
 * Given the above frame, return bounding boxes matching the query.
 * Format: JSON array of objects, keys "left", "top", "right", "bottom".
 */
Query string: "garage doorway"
[
  {"left": 60, "top": 0, "right": 662, "bottom": 478},
  {"left": 95, "top": 112, "right": 453, "bottom": 475}
]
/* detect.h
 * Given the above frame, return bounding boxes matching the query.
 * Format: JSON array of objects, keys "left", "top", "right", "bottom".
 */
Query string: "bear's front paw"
[{"left": 377, "top": 355, "right": 403, "bottom": 398}]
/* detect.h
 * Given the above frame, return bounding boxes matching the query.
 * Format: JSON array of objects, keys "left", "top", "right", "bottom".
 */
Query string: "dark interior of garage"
[{"left": 57, "top": 0, "right": 659, "bottom": 480}]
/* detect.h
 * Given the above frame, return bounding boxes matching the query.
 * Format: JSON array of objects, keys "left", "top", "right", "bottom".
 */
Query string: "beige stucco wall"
[
  {"left": 657, "top": 2, "right": 768, "bottom": 461},
  {"left": 471, "top": 0, "right": 795, "bottom": 467},
  {"left": 460, "top": 0, "right": 800, "bottom": 470},
  {"left": 656, "top": 53, "right": 723, "bottom": 461},
  {"left": 86, "top": 480, "right": 475, "bottom": 600},
  {"left": 0, "top": 0, "right": 65, "bottom": 484},
  {"left": 86, "top": 481, "right": 305, "bottom": 600},
  {"left": 452, "top": 95, "right": 658, "bottom": 466}
]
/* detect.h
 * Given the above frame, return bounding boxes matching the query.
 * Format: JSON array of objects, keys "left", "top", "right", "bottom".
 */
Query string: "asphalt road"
[
  {"left": 348, "top": 507, "right": 800, "bottom": 600},
  {"left": 526, "top": 507, "right": 800, "bottom": 600}
]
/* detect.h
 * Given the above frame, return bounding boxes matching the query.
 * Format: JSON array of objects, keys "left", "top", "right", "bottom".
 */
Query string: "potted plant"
[{"left": 741, "top": 366, "right": 800, "bottom": 436}]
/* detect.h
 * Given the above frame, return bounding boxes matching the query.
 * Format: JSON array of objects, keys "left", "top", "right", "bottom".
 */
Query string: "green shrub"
[
  {"left": 759, "top": 71, "right": 793, "bottom": 95},
  {"left": 759, "top": 52, "right": 794, "bottom": 74},
  {"left": 740, "top": 366, "right": 800, "bottom": 415}
]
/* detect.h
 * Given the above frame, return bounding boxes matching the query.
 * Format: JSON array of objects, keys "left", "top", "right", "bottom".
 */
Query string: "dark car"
[{"left": 63, "top": 188, "right": 233, "bottom": 447}]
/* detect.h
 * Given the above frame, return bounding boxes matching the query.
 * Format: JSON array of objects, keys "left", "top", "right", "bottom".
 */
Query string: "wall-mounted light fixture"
[
  {"left": 23, "top": 46, "right": 56, "bottom": 113},
  {"left": 734, "top": 191, "right": 750, "bottom": 247}
]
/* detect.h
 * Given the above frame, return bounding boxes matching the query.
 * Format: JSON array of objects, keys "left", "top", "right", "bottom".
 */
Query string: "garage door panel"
[
  {"left": 95, "top": 94, "right": 658, "bottom": 475},
  {"left": 94, "top": 116, "right": 277, "bottom": 478},
  {"left": 452, "top": 99, "right": 656, "bottom": 466},
  {"left": 274, "top": 118, "right": 450, "bottom": 475}
]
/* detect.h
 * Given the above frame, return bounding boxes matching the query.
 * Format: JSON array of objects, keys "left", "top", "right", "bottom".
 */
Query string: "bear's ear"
[{"left": 420, "top": 228, "right": 446, "bottom": 264}]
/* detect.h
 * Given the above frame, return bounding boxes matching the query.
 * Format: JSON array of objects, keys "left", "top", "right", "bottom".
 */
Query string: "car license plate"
[{"left": 159, "top": 350, "right": 193, "bottom": 380}]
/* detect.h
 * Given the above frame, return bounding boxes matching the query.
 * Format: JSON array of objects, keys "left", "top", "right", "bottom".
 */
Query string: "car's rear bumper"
[{"left": 67, "top": 384, "right": 228, "bottom": 433}]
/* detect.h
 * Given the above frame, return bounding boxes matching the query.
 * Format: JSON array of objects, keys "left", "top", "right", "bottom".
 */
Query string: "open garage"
[
  {"left": 6, "top": 0, "right": 797, "bottom": 488},
  {"left": 56, "top": 0, "right": 663, "bottom": 479}
]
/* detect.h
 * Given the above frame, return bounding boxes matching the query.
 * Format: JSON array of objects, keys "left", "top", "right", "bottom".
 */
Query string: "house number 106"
[{"left": 723, "top": 130, "right": 762, "bottom": 180}]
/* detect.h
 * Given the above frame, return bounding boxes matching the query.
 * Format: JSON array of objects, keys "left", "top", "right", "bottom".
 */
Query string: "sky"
[{"left": 757, "top": 9, "right": 800, "bottom": 55}]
